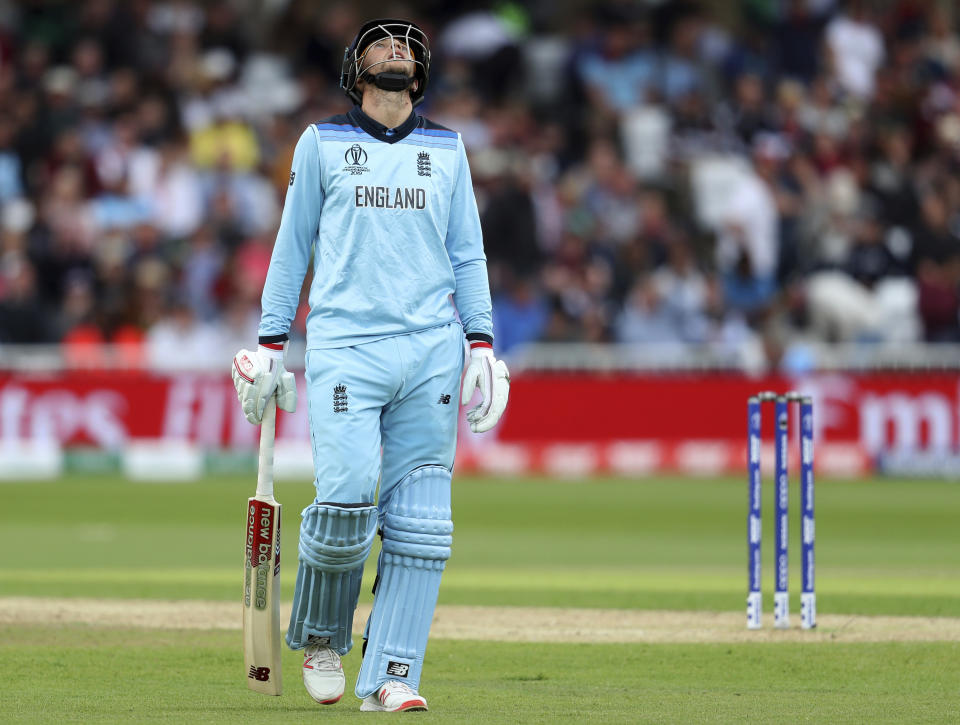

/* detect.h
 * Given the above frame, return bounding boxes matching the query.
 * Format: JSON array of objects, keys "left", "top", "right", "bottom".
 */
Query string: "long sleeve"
[
  {"left": 258, "top": 126, "right": 323, "bottom": 339},
  {"left": 444, "top": 138, "right": 493, "bottom": 342}
]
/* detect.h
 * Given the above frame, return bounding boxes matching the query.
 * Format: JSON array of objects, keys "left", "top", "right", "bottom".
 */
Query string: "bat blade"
[
  {"left": 243, "top": 495, "right": 282, "bottom": 695},
  {"left": 242, "top": 397, "right": 282, "bottom": 695}
]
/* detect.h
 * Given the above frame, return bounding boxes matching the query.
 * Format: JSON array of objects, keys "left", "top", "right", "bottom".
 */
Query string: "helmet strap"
[{"left": 364, "top": 71, "right": 416, "bottom": 93}]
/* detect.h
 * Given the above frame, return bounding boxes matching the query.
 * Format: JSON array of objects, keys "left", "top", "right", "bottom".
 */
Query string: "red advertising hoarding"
[{"left": 1, "top": 371, "right": 957, "bottom": 475}]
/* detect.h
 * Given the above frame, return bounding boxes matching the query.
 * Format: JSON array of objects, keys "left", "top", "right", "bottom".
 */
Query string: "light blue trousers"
[{"left": 304, "top": 322, "right": 464, "bottom": 505}]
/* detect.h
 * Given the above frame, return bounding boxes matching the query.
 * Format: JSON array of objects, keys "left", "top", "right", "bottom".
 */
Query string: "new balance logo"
[
  {"left": 437, "top": 394, "right": 451, "bottom": 405},
  {"left": 334, "top": 383, "right": 348, "bottom": 413},
  {"left": 417, "top": 151, "right": 431, "bottom": 177},
  {"left": 248, "top": 666, "right": 271, "bottom": 682},
  {"left": 386, "top": 661, "right": 410, "bottom": 677}
]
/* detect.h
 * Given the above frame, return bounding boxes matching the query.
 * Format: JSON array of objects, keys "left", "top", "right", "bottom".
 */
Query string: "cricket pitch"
[{"left": 3, "top": 596, "right": 959, "bottom": 643}]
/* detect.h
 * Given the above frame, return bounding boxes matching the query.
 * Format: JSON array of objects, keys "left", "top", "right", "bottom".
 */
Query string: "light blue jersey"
[{"left": 259, "top": 107, "right": 493, "bottom": 349}]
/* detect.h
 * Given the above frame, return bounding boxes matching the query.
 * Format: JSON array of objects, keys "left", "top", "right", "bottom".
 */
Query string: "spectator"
[
  {"left": 910, "top": 191, "right": 960, "bottom": 341},
  {"left": 180, "top": 225, "right": 224, "bottom": 321},
  {"left": 651, "top": 238, "right": 709, "bottom": 343},
  {"left": 576, "top": 9, "right": 657, "bottom": 115},
  {"left": 922, "top": 5, "right": 960, "bottom": 74},
  {"left": 616, "top": 274, "right": 682, "bottom": 344},
  {"left": 773, "top": 0, "right": 827, "bottom": 83},
  {"left": 714, "top": 142, "right": 780, "bottom": 315},
  {"left": 492, "top": 273, "right": 549, "bottom": 354},
  {"left": 0, "top": 254, "right": 55, "bottom": 342},
  {"left": 658, "top": 8, "right": 706, "bottom": 104},
  {"left": 145, "top": 300, "right": 222, "bottom": 370},
  {"left": 128, "top": 136, "right": 204, "bottom": 238},
  {"left": 439, "top": 7, "right": 525, "bottom": 102},
  {"left": 825, "top": 0, "right": 885, "bottom": 100},
  {"left": 479, "top": 162, "right": 541, "bottom": 280},
  {"left": 0, "top": 114, "right": 23, "bottom": 203}
]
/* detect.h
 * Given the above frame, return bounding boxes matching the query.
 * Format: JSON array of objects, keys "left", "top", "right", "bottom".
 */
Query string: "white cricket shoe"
[
  {"left": 360, "top": 680, "right": 428, "bottom": 712},
  {"left": 302, "top": 638, "right": 344, "bottom": 704}
]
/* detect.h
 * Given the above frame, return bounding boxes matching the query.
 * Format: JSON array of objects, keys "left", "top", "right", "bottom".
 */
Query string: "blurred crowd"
[{"left": 2, "top": 0, "right": 960, "bottom": 370}]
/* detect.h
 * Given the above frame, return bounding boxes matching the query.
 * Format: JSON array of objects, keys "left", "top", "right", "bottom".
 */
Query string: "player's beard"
[
  {"left": 364, "top": 56, "right": 415, "bottom": 80},
  {"left": 375, "top": 58, "right": 415, "bottom": 76}
]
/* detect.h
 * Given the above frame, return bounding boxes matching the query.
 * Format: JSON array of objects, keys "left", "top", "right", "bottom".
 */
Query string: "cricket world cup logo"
[
  {"left": 343, "top": 144, "right": 370, "bottom": 175},
  {"left": 345, "top": 144, "right": 368, "bottom": 166}
]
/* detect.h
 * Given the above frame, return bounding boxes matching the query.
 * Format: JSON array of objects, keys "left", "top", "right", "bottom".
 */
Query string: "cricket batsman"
[{"left": 230, "top": 18, "right": 509, "bottom": 712}]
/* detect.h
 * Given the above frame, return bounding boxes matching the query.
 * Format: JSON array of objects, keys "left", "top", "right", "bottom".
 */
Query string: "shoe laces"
[
  {"left": 304, "top": 640, "right": 340, "bottom": 670},
  {"left": 382, "top": 680, "right": 417, "bottom": 699}
]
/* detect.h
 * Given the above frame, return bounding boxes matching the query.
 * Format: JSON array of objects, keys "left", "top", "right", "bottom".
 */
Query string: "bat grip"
[{"left": 256, "top": 395, "right": 277, "bottom": 500}]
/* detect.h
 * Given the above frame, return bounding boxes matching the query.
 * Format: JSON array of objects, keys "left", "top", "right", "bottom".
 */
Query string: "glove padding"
[
  {"left": 460, "top": 347, "right": 510, "bottom": 433},
  {"left": 231, "top": 344, "right": 297, "bottom": 424}
]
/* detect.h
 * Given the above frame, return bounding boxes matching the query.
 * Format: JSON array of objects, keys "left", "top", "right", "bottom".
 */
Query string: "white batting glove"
[
  {"left": 460, "top": 343, "right": 510, "bottom": 433},
  {"left": 231, "top": 342, "right": 297, "bottom": 424}
]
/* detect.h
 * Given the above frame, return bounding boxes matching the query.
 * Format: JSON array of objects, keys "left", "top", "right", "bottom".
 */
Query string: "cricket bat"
[{"left": 243, "top": 395, "right": 282, "bottom": 695}]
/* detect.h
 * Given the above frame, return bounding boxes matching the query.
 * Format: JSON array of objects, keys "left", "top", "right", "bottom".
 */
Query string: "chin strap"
[{"left": 365, "top": 71, "right": 416, "bottom": 93}]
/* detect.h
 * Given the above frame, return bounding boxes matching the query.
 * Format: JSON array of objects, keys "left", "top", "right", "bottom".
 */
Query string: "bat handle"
[{"left": 256, "top": 395, "right": 277, "bottom": 500}]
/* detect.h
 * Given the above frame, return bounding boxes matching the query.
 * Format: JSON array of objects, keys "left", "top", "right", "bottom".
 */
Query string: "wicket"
[{"left": 747, "top": 391, "right": 816, "bottom": 630}]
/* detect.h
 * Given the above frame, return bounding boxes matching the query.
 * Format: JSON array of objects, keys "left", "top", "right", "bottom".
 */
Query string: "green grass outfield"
[{"left": 2, "top": 474, "right": 959, "bottom": 722}]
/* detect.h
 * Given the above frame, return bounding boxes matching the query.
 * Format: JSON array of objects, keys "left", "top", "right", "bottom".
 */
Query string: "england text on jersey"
[{"left": 355, "top": 186, "right": 427, "bottom": 209}]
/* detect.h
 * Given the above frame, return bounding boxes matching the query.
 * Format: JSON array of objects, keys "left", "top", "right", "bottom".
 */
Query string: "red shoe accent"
[
  {"left": 319, "top": 693, "right": 342, "bottom": 705},
  {"left": 396, "top": 698, "right": 427, "bottom": 711}
]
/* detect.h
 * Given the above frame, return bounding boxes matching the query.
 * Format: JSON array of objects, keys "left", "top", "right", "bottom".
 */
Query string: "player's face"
[{"left": 361, "top": 36, "right": 415, "bottom": 77}]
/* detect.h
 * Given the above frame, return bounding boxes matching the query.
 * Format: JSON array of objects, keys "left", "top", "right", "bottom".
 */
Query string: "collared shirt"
[{"left": 259, "top": 107, "right": 493, "bottom": 349}]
